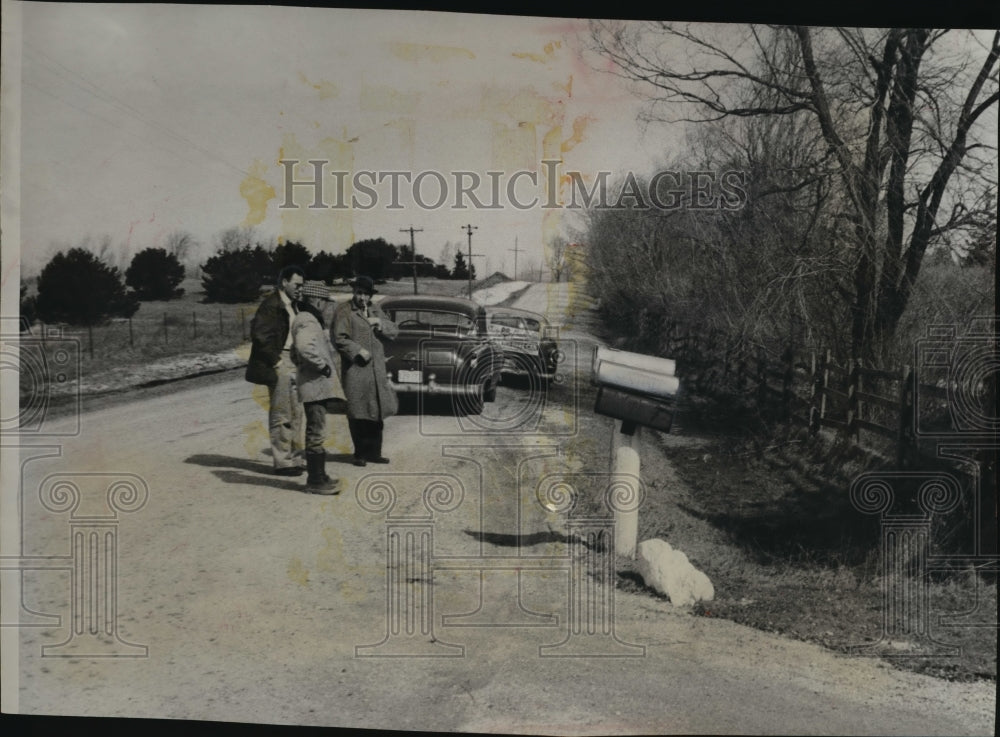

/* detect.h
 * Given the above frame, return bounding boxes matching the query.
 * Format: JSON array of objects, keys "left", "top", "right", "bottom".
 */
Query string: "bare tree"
[
  {"left": 164, "top": 230, "right": 196, "bottom": 264},
  {"left": 591, "top": 23, "right": 999, "bottom": 360},
  {"left": 546, "top": 236, "right": 569, "bottom": 283},
  {"left": 214, "top": 226, "right": 259, "bottom": 253},
  {"left": 438, "top": 241, "right": 459, "bottom": 274}
]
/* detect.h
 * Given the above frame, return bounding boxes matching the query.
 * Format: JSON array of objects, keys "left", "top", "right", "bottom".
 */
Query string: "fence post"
[
  {"left": 192, "top": 311, "right": 197, "bottom": 339},
  {"left": 163, "top": 312, "right": 168, "bottom": 343},
  {"left": 613, "top": 422, "right": 640, "bottom": 558},
  {"left": 781, "top": 346, "right": 794, "bottom": 423},
  {"left": 87, "top": 325, "right": 93, "bottom": 360},
  {"left": 856, "top": 357, "right": 865, "bottom": 443},
  {"left": 240, "top": 308, "right": 246, "bottom": 341},
  {"left": 846, "top": 358, "right": 858, "bottom": 441},
  {"left": 896, "top": 365, "right": 913, "bottom": 467},
  {"left": 128, "top": 317, "right": 134, "bottom": 348},
  {"left": 756, "top": 345, "right": 767, "bottom": 412},
  {"left": 219, "top": 308, "right": 223, "bottom": 335},
  {"left": 820, "top": 348, "right": 831, "bottom": 428},
  {"left": 808, "top": 351, "right": 817, "bottom": 433}
]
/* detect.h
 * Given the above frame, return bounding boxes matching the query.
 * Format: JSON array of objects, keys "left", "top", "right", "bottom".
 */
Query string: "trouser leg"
[
  {"left": 347, "top": 418, "right": 383, "bottom": 460},
  {"left": 348, "top": 417, "right": 367, "bottom": 459},
  {"left": 304, "top": 401, "right": 327, "bottom": 455},
  {"left": 371, "top": 420, "right": 384, "bottom": 458},
  {"left": 269, "top": 353, "right": 305, "bottom": 469}
]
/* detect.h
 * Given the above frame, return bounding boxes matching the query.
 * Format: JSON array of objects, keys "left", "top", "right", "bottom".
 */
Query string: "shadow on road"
[
  {"left": 464, "top": 528, "right": 604, "bottom": 551},
  {"left": 184, "top": 453, "right": 273, "bottom": 474},
  {"left": 209, "top": 469, "right": 304, "bottom": 492}
]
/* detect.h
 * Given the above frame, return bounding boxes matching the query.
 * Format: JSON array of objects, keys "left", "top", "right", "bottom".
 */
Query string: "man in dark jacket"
[
  {"left": 332, "top": 276, "right": 398, "bottom": 466},
  {"left": 245, "top": 265, "right": 306, "bottom": 476}
]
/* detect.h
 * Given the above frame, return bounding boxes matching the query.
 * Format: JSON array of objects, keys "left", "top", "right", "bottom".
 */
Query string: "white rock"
[{"left": 636, "top": 538, "right": 714, "bottom": 607}]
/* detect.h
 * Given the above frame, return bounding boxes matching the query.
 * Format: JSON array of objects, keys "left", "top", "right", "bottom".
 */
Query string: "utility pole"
[
  {"left": 461, "top": 224, "right": 484, "bottom": 299},
  {"left": 508, "top": 236, "right": 523, "bottom": 281},
  {"left": 396, "top": 225, "right": 424, "bottom": 294}
]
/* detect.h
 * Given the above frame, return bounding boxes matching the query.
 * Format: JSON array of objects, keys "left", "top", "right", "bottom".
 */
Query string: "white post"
[{"left": 612, "top": 423, "right": 641, "bottom": 558}]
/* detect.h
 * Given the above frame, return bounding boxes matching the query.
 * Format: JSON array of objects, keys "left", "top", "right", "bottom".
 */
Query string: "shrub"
[
  {"left": 345, "top": 238, "right": 398, "bottom": 281},
  {"left": 201, "top": 245, "right": 274, "bottom": 303},
  {"left": 125, "top": 247, "right": 186, "bottom": 300},
  {"left": 19, "top": 280, "right": 37, "bottom": 331},
  {"left": 271, "top": 241, "right": 311, "bottom": 277},
  {"left": 35, "top": 248, "right": 139, "bottom": 326},
  {"left": 306, "top": 251, "right": 346, "bottom": 282}
]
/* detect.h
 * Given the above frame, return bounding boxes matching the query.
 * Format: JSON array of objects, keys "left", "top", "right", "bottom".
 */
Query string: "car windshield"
[
  {"left": 390, "top": 309, "right": 475, "bottom": 334},
  {"left": 491, "top": 315, "right": 543, "bottom": 333}
]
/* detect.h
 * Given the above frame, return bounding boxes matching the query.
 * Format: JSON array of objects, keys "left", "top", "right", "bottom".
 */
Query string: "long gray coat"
[
  {"left": 290, "top": 310, "right": 346, "bottom": 405},
  {"left": 332, "top": 299, "right": 399, "bottom": 421}
]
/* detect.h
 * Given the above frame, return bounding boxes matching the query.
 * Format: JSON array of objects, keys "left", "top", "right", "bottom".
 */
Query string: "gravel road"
[{"left": 5, "top": 284, "right": 995, "bottom": 735}]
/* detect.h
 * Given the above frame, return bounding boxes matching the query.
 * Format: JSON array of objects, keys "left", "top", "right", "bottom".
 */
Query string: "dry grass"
[
  {"left": 18, "top": 276, "right": 485, "bottom": 384},
  {"left": 619, "top": 402, "right": 998, "bottom": 683}
]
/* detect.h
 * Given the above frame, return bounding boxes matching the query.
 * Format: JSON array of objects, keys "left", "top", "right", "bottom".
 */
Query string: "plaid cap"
[{"left": 300, "top": 280, "right": 333, "bottom": 300}]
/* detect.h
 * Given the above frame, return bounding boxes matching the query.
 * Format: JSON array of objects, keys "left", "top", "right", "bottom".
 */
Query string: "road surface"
[{"left": 3, "top": 284, "right": 994, "bottom": 735}]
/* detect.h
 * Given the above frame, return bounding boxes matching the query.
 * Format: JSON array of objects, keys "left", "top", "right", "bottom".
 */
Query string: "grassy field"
[{"left": 18, "top": 275, "right": 485, "bottom": 382}]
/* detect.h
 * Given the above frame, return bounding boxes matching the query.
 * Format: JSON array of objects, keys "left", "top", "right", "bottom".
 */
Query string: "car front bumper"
[{"left": 389, "top": 378, "right": 483, "bottom": 396}]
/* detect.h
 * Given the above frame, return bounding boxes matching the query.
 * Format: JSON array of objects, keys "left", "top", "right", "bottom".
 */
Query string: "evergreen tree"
[
  {"left": 36, "top": 248, "right": 139, "bottom": 325},
  {"left": 126, "top": 247, "right": 186, "bottom": 300}
]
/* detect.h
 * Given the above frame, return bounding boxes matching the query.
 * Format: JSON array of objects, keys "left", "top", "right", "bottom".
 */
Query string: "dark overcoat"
[
  {"left": 331, "top": 299, "right": 399, "bottom": 421},
  {"left": 245, "top": 290, "right": 290, "bottom": 386}
]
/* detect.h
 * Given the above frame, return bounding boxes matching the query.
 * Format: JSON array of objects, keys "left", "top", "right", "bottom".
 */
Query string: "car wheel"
[{"left": 466, "top": 390, "right": 485, "bottom": 415}]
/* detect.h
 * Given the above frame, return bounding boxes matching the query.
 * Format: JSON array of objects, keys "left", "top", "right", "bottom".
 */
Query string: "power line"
[
  {"left": 509, "top": 236, "right": 523, "bottom": 280},
  {"left": 23, "top": 44, "right": 252, "bottom": 180},
  {"left": 396, "top": 226, "right": 424, "bottom": 295},
  {"left": 460, "top": 224, "right": 484, "bottom": 300}
]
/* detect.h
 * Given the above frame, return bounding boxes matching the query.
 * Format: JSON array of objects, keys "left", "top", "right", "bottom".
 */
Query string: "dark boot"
[{"left": 305, "top": 451, "right": 339, "bottom": 494}]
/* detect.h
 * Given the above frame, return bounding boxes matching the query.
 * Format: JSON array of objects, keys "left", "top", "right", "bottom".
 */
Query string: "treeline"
[
  {"left": 582, "top": 25, "right": 997, "bottom": 373},
  {"left": 20, "top": 233, "right": 477, "bottom": 329}
]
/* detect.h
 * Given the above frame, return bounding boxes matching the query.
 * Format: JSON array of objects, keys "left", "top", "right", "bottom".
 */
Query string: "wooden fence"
[
  {"left": 34, "top": 307, "right": 251, "bottom": 359},
  {"left": 652, "top": 321, "right": 973, "bottom": 466}
]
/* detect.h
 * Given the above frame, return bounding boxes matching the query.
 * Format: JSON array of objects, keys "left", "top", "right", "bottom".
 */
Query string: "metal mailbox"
[{"left": 591, "top": 346, "right": 680, "bottom": 435}]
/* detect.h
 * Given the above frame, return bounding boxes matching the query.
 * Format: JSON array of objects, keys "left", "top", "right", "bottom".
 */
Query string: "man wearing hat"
[
  {"left": 290, "top": 280, "right": 346, "bottom": 493},
  {"left": 331, "top": 276, "right": 399, "bottom": 466},
  {"left": 245, "top": 265, "right": 306, "bottom": 476}
]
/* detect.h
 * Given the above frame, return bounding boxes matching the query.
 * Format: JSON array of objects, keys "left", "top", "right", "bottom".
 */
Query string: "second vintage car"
[
  {"left": 485, "top": 305, "right": 560, "bottom": 384},
  {"left": 377, "top": 295, "right": 503, "bottom": 414}
]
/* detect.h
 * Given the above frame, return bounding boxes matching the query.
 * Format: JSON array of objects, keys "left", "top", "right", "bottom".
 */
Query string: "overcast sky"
[
  {"left": 7, "top": 2, "right": 679, "bottom": 277},
  {"left": 6, "top": 5, "right": 995, "bottom": 281}
]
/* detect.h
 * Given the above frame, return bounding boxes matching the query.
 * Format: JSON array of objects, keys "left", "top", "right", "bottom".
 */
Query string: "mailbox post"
[{"left": 591, "top": 346, "right": 680, "bottom": 558}]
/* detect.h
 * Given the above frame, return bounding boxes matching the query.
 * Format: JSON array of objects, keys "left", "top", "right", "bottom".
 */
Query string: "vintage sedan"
[
  {"left": 485, "top": 306, "right": 560, "bottom": 383},
  {"left": 378, "top": 295, "right": 503, "bottom": 413}
]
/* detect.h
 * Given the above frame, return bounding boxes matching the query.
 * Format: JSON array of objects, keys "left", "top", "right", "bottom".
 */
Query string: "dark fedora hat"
[{"left": 349, "top": 276, "right": 377, "bottom": 295}]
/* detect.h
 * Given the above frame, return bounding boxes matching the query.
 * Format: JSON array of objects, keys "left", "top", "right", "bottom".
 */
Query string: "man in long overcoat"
[
  {"left": 331, "top": 276, "right": 398, "bottom": 466},
  {"left": 245, "top": 265, "right": 306, "bottom": 475}
]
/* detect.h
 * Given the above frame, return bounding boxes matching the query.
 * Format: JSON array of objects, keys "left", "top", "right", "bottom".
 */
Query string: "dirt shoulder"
[{"left": 614, "top": 398, "right": 997, "bottom": 684}]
